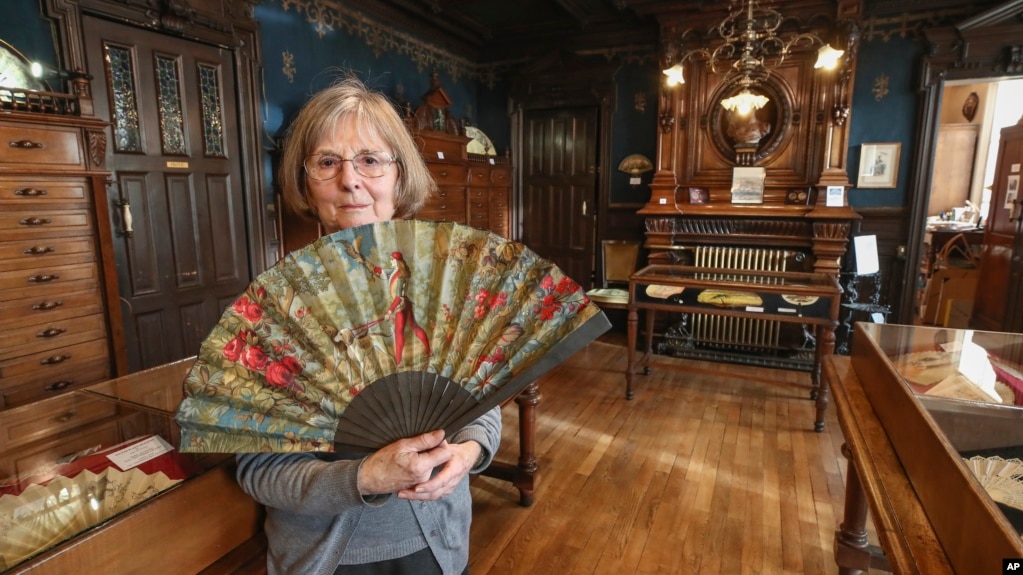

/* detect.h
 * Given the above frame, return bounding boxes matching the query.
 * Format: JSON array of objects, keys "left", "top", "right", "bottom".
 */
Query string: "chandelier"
[{"left": 661, "top": 0, "right": 844, "bottom": 114}]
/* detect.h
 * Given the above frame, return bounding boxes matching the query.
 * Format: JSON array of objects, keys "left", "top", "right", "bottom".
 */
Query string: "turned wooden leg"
[
  {"left": 626, "top": 307, "right": 638, "bottom": 399},
  {"left": 481, "top": 382, "right": 540, "bottom": 507},
  {"left": 813, "top": 325, "right": 835, "bottom": 432}
]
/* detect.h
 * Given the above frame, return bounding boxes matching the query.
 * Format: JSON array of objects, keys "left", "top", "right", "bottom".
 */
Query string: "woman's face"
[{"left": 306, "top": 115, "right": 398, "bottom": 233}]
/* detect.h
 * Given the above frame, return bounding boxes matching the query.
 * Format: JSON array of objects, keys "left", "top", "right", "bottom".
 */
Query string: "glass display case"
[
  {"left": 830, "top": 322, "right": 1023, "bottom": 575},
  {"left": 0, "top": 358, "right": 260, "bottom": 574}
]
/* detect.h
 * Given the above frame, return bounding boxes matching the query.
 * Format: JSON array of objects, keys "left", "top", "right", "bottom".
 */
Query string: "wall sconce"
[
  {"left": 618, "top": 154, "right": 653, "bottom": 187},
  {"left": 661, "top": 0, "right": 844, "bottom": 115}
]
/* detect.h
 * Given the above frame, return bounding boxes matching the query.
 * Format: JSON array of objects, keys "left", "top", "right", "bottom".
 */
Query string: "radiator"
[{"left": 660, "top": 246, "right": 816, "bottom": 370}]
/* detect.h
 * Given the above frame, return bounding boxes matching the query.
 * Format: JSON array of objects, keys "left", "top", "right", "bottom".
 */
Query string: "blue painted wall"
[
  {"left": 847, "top": 35, "right": 925, "bottom": 208},
  {"left": 0, "top": 0, "right": 928, "bottom": 212}
]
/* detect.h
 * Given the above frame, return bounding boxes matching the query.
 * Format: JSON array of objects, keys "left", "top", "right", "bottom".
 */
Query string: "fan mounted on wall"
[{"left": 174, "top": 220, "right": 610, "bottom": 453}]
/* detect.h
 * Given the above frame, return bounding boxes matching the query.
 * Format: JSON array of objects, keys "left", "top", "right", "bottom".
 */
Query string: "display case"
[
  {"left": 826, "top": 323, "right": 1023, "bottom": 575},
  {"left": 0, "top": 358, "right": 263, "bottom": 574}
]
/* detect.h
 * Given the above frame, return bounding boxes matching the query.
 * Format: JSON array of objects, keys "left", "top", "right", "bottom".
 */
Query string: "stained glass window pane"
[
  {"left": 105, "top": 44, "right": 141, "bottom": 153},
  {"left": 156, "top": 55, "right": 186, "bottom": 155},
  {"left": 198, "top": 63, "right": 225, "bottom": 158}
]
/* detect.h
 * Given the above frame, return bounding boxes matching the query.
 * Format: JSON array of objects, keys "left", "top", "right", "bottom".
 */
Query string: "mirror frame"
[{"left": 899, "top": 1, "right": 1023, "bottom": 325}]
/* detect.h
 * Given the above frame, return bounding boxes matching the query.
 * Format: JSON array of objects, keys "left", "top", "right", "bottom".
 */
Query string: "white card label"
[{"left": 107, "top": 436, "right": 174, "bottom": 471}]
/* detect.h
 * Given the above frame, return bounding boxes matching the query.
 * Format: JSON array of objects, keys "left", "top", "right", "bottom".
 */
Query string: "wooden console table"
[
  {"left": 626, "top": 265, "right": 841, "bottom": 431},
  {"left": 827, "top": 323, "right": 1023, "bottom": 575}
]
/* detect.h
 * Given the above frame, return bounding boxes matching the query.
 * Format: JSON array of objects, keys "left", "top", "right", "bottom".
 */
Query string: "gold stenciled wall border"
[
  {"left": 278, "top": 0, "right": 510, "bottom": 87},
  {"left": 861, "top": 7, "right": 980, "bottom": 42}
]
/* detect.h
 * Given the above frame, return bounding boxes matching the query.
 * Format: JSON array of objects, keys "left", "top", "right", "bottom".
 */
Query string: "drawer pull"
[
  {"left": 19, "top": 217, "right": 52, "bottom": 226},
  {"left": 14, "top": 188, "right": 48, "bottom": 197},
  {"left": 33, "top": 300, "right": 64, "bottom": 310},
  {"left": 37, "top": 327, "right": 67, "bottom": 338},
  {"left": 41, "top": 354, "right": 72, "bottom": 365},
  {"left": 29, "top": 273, "right": 60, "bottom": 283},
  {"left": 45, "top": 380, "right": 73, "bottom": 392},
  {"left": 438, "top": 170, "right": 449, "bottom": 176},
  {"left": 53, "top": 411, "right": 77, "bottom": 423},
  {"left": 24, "top": 245, "right": 56, "bottom": 255},
  {"left": 10, "top": 139, "right": 45, "bottom": 149}
]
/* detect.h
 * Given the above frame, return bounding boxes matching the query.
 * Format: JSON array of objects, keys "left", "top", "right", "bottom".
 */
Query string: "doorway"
[
  {"left": 519, "top": 106, "right": 598, "bottom": 285},
  {"left": 83, "top": 15, "right": 252, "bottom": 372}
]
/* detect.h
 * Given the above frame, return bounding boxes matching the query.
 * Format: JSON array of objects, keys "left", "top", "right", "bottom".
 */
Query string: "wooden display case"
[
  {"left": 1, "top": 358, "right": 264, "bottom": 574},
  {"left": 826, "top": 322, "right": 1023, "bottom": 574}
]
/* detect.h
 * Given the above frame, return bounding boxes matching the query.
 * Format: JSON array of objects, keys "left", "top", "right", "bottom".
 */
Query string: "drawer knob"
[
  {"left": 37, "top": 327, "right": 67, "bottom": 338},
  {"left": 45, "top": 380, "right": 73, "bottom": 392},
  {"left": 19, "top": 217, "right": 52, "bottom": 226},
  {"left": 14, "top": 188, "right": 48, "bottom": 197},
  {"left": 24, "top": 246, "right": 55, "bottom": 255},
  {"left": 53, "top": 411, "right": 77, "bottom": 423},
  {"left": 33, "top": 300, "right": 64, "bottom": 310},
  {"left": 41, "top": 354, "right": 72, "bottom": 365},
  {"left": 28, "top": 273, "right": 60, "bottom": 283},
  {"left": 10, "top": 139, "right": 45, "bottom": 149}
]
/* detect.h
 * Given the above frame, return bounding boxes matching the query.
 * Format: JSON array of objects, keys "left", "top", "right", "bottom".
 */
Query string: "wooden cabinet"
[
  {"left": 1, "top": 358, "right": 265, "bottom": 574},
  {"left": 973, "top": 120, "right": 1023, "bottom": 332},
  {"left": 0, "top": 110, "right": 124, "bottom": 410},
  {"left": 414, "top": 129, "right": 513, "bottom": 237}
]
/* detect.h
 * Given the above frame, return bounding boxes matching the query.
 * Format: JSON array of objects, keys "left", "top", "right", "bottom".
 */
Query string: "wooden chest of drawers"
[
  {"left": 413, "top": 129, "right": 513, "bottom": 238},
  {"left": 0, "top": 112, "right": 123, "bottom": 410}
]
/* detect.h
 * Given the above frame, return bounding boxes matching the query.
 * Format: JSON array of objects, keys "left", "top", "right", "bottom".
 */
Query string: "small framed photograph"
[
  {"left": 785, "top": 187, "right": 813, "bottom": 206},
  {"left": 730, "top": 167, "right": 766, "bottom": 204},
  {"left": 1006, "top": 174, "right": 1020, "bottom": 209},
  {"left": 857, "top": 142, "right": 901, "bottom": 188},
  {"left": 688, "top": 187, "right": 709, "bottom": 204},
  {"left": 825, "top": 185, "right": 846, "bottom": 207}
]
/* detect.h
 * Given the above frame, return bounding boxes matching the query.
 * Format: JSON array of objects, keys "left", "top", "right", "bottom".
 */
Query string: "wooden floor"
[{"left": 469, "top": 337, "right": 852, "bottom": 575}]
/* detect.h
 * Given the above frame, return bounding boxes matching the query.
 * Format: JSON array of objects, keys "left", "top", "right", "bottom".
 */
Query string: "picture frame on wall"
[
  {"left": 730, "top": 167, "right": 766, "bottom": 204},
  {"left": 857, "top": 142, "right": 901, "bottom": 188}
]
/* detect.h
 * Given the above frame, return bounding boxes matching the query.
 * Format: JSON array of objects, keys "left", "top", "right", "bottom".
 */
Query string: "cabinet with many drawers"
[
  {"left": 413, "top": 129, "right": 513, "bottom": 238},
  {"left": 0, "top": 109, "right": 124, "bottom": 411}
]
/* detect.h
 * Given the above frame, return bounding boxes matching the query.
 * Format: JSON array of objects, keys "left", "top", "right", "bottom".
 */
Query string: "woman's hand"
[
  {"left": 358, "top": 430, "right": 450, "bottom": 495},
  {"left": 398, "top": 439, "right": 481, "bottom": 501}
]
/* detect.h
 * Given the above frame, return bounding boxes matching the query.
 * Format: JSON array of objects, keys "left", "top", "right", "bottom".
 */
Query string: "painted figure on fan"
[{"left": 346, "top": 247, "right": 431, "bottom": 366}]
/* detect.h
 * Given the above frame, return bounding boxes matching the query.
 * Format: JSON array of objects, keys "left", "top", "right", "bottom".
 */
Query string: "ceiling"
[{"left": 357, "top": 0, "right": 1013, "bottom": 63}]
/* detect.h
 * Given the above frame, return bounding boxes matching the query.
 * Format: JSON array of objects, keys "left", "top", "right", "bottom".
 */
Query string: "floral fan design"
[{"left": 175, "top": 220, "right": 610, "bottom": 453}]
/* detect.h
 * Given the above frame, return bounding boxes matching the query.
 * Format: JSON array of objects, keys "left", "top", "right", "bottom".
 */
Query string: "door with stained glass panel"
[{"left": 83, "top": 15, "right": 251, "bottom": 372}]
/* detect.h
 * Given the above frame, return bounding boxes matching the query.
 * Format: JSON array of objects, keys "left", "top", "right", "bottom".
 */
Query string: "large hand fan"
[{"left": 175, "top": 220, "right": 610, "bottom": 453}]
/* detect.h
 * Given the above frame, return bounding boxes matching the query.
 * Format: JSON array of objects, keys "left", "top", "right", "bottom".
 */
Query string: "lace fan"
[
  {"left": 964, "top": 455, "right": 1023, "bottom": 511},
  {"left": 175, "top": 220, "right": 610, "bottom": 453}
]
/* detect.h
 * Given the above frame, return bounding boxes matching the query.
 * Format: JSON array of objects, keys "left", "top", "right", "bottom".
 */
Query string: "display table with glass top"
[
  {"left": 626, "top": 265, "right": 841, "bottom": 431},
  {"left": 0, "top": 358, "right": 264, "bottom": 575},
  {"left": 826, "top": 323, "right": 1023, "bottom": 575}
]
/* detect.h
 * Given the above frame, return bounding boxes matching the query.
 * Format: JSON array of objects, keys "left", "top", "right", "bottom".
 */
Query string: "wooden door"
[
  {"left": 973, "top": 123, "right": 1023, "bottom": 331},
  {"left": 520, "top": 107, "right": 597, "bottom": 286},
  {"left": 83, "top": 16, "right": 251, "bottom": 372}
]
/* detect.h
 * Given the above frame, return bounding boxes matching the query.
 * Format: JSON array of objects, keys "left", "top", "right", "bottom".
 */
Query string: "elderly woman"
[{"left": 237, "top": 76, "right": 502, "bottom": 575}]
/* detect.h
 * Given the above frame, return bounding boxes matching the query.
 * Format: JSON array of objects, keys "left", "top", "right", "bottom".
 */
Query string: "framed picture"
[
  {"left": 730, "top": 167, "right": 766, "bottom": 204},
  {"left": 857, "top": 142, "right": 901, "bottom": 188},
  {"left": 688, "top": 187, "right": 709, "bottom": 204}
]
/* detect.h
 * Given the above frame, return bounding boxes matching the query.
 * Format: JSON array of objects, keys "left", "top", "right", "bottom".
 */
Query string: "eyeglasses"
[{"left": 303, "top": 152, "right": 397, "bottom": 180}]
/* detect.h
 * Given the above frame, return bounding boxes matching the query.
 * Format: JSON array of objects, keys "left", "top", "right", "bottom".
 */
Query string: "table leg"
[
  {"left": 481, "top": 381, "right": 540, "bottom": 507},
  {"left": 813, "top": 324, "right": 835, "bottom": 432},
  {"left": 834, "top": 444, "right": 889, "bottom": 574},
  {"left": 626, "top": 307, "right": 638, "bottom": 399},
  {"left": 643, "top": 309, "right": 655, "bottom": 376}
]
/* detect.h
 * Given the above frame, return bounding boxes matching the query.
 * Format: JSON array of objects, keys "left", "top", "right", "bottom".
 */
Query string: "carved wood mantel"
[{"left": 640, "top": 0, "right": 864, "bottom": 276}]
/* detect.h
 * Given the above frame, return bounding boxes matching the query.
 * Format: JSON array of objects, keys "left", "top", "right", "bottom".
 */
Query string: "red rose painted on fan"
[
  {"left": 222, "top": 335, "right": 247, "bottom": 362},
  {"left": 265, "top": 360, "right": 303, "bottom": 391},
  {"left": 233, "top": 296, "right": 264, "bottom": 323},
  {"left": 241, "top": 346, "right": 268, "bottom": 371},
  {"left": 555, "top": 276, "right": 579, "bottom": 295}
]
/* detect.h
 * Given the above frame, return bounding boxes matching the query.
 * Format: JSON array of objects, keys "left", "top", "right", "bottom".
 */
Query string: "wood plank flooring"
[{"left": 469, "top": 337, "right": 852, "bottom": 575}]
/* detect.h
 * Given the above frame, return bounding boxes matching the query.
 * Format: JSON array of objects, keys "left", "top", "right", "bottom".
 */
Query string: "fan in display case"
[{"left": 175, "top": 220, "right": 610, "bottom": 453}]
